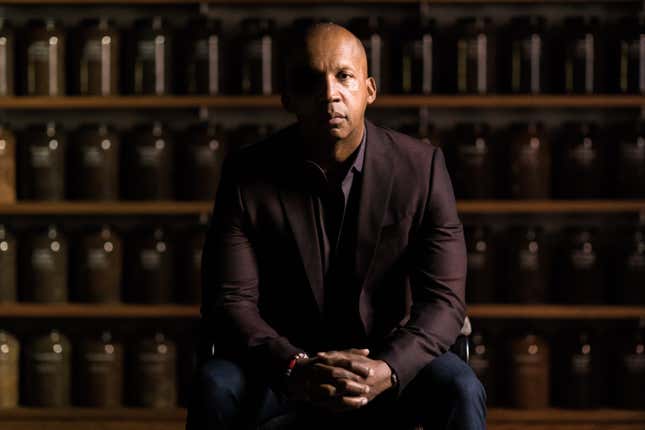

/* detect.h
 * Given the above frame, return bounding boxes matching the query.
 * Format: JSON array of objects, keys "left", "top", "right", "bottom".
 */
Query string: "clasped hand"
[{"left": 286, "top": 348, "right": 393, "bottom": 414}]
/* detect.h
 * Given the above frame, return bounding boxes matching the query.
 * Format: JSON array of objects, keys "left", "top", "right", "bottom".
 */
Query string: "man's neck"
[{"left": 302, "top": 123, "right": 364, "bottom": 173}]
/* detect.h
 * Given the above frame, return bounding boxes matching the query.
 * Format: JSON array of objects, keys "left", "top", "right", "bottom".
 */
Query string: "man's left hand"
[{"left": 315, "top": 348, "right": 393, "bottom": 403}]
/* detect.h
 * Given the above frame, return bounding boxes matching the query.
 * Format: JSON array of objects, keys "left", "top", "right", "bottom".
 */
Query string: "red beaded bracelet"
[{"left": 285, "top": 352, "right": 309, "bottom": 377}]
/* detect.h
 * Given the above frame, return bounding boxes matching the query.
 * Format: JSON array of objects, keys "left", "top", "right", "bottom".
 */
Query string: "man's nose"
[{"left": 322, "top": 75, "right": 340, "bottom": 102}]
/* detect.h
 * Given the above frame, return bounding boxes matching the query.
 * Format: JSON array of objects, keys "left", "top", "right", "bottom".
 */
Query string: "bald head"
[
  {"left": 281, "top": 21, "right": 376, "bottom": 148},
  {"left": 285, "top": 22, "right": 369, "bottom": 84}
]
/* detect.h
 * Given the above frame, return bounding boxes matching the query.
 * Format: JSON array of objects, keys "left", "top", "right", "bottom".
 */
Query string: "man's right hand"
[{"left": 285, "top": 349, "right": 373, "bottom": 413}]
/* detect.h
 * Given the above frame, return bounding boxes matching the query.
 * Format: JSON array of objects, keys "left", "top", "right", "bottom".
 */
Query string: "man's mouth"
[{"left": 327, "top": 113, "right": 346, "bottom": 125}]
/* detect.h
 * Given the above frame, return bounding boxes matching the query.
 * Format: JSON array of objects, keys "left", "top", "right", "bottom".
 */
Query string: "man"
[{"left": 189, "top": 22, "right": 486, "bottom": 429}]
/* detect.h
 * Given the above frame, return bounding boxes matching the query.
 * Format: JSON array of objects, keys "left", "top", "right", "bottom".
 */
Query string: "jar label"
[
  {"left": 627, "top": 254, "right": 645, "bottom": 270},
  {"left": 87, "top": 248, "right": 108, "bottom": 270},
  {"left": 136, "top": 146, "right": 161, "bottom": 166},
  {"left": 140, "top": 249, "right": 161, "bottom": 270},
  {"left": 30, "top": 146, "right": 52, "bottom": 168},
  {"left": 571, "top": 354, "right": 592, "bottom": 374},
  {"left": 193, "top": 248, "right": 202, "bottom": 268},
  {"left": 83, "top": 40, "right": 102, "bottom": 62},
  {"left": 569, "top": 144, "right": 596, "bottom": 165},
  {"left": 571, "top": 250, "right": 596, "bottom": 270},
  {"left": 0, "top": 36, "right": 7, "bottom": 95},
  {"left": 28, "top": 41, "right": 49, "bottom": 63},
  {"left": 467, "top": 252, "right": 486, "bottom": 269},
  {"left": 82, "top": 146, "right": 104, "bottom": 167},
  {"left": 624, "top": 354, "right": 645, "bottom": 373},
  {"left": 519, "top": 249, "right": 539, "bottom": 271},
  {"left": 31, "top": 248, "right": 55, "bottom": 271}
]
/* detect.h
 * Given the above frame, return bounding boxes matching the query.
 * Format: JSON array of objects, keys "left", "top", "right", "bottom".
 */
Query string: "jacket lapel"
[
  {"left": 277, "top": 135, "right": 325, "bottom": 314},
  {"left": 356, "top": 121, "right": 394, "bottom": 288}
]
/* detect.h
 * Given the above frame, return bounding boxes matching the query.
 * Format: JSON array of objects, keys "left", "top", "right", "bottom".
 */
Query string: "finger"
[
  {"left": 309, "top": 383, "right": 337, "bottom": 401},
  {"left": 316, "top": 356, "right": 372, "bottom": 379},
  {"left": 312, "top": 363, "right": 363, "bottom": 382},
  {"left": 346, "top": 348, "right": 370, "bottom": 356},
  {"left": 333, "top": 378, "right": 371, "bottom": 396},
  {"left": 340, "top": 395, "right": 368, "bottom": 408}
]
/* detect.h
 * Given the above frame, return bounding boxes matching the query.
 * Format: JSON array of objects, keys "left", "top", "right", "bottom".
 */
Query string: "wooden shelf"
[
  {"left": 0, "top": 201, "right": 212, "bottom": 215},
  {"left": 469, "top": 305, "right": 645, "bottom": 319},
  {"left": 1, "top": 200, "right": 644, "bottom": 215},
  {"left": 1, "top": 304, "right": 644, "bottom": 319},
  {"left": 0, "top": 0, "right": 635, "bottom": 4},
  {"left": 0, "top": 304, "right": 200, "bottom": 318},
  {"left": 488, "top": 408, "right": 645, "bottom": 424},
  {"left": 0, "top": 95, "right": 644, "bottom": 110},
  {"left": 0, "top": 408, "right": 643, "bottom": 430}
]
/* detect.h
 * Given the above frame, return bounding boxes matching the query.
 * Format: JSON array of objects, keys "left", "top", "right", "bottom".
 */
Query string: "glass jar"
[
  {"left": 239, "top": 18, "right": 276, "bottom": 95},
  {"left": 77, "top": 18, "right": 119, "bottom": 96},
  {"left": 177, "top": 221, "right": 207, "bottom": 304},
  {"left": 465, "top": 226, "right": 496, "bottom": 303},
  {"left": 613, "top": 16, "right": 645, "bottom": 94},
  {"left": 25, "top": 19, "right": 65, "bottom": 96},
  {"left": 617, "top": 226, "right": 645, "bottom": 304},
  {"left": 0, "top": 18, "right": 15, "bottom": 96},
  {"left": 22, "top": 225, "right": 68, "bottom": 303},
  {"left": 398, "top": 17, "right": 436, "bottom": 94},
  {"left": 133, "top": 332, "right": 177, "bottom": 408},
  {"left": 25, "top": 330, "right": 71, "bottom": 406},
  {"left": 19, "top": 122, "right": 66, "bottom": 201},
  {"left": 179, "top": 122, "right": 227, "bottom": 200},
  {"left": 78, "top": 331, "right": 123, "bottom": 407},
  {"left": 508, "top": 122, "right": 551, "bottom": 199},
  {"left": 132, "top": 17, "right": 172, "bottom": 95},
  {"left": 509, "top": 333, "right": 550, "bottom": 409},
  {"left": 557, "top": 227, "right": 604, "bottom": 304},
  {"left": 560, "top": 331, "right": 596, "bottom": 408},
  {"left": 555, "top": 122, "right": 605, "bottom": 198},
  {"left": 0, "top": 330, "right": 19, "bottom": 408},
  {"left": 615, "top": 121, "right": 645, "bottom": 198},
  {"left": 561, "top": 16, "right": 602, "bottom": 94},
  {"left": 468, "top": 331, "right": 496, "bottom": 405},
  {"left": 124, "top": 122, "right": 174, "bottom": 200},
  {"left": 617, "top": 324, "right": 645, "bottom": 409},
  {"left": 508, "top": 226, "right": 550, "bottom": 303},
  {"left": 0, "top": 225, "right": 16, "bottom": 302},
  {"left": 505, "top": 16, "right": 547, "bottom": 94},
  {"left": 76, "top": 225, "right": 122, "bottom": 303},
  {"left": 455, "top": 17, "right": 496, "bottom": 94},
  {"left": 451, "top": 123, "right": 496, "bottom": 198},
  {"left": 0, "top": 123, "right": 16, "bottom": 202},
  {"left": 185, "top": 18, "right": 221, "bottom": 95},
  {"left": 349, "top": 17, "right": 389, "bottom": 94},
  {"left": 126, "top": 227, "right": 173, "bottom": 303},
  {"left": 70, "top": 124, "right": 119, "bottom": 200}
]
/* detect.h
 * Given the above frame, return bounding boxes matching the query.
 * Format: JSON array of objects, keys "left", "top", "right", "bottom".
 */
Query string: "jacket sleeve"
[
  {"left": 201, "top": 155, "right": 304, "bottom": 385},
  {"left": 372, "top": 146, "right": 467, "bottom": 396}
]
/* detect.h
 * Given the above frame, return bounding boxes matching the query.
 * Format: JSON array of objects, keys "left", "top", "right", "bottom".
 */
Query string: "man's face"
[{"left": 284, "top": 27, "right": 377, "bottom": 142}]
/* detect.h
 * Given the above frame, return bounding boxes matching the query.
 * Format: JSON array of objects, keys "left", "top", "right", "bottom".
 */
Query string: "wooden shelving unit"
[
  {"left": 1, "top": 0, "right": 643, "bottom": 427},
  {"left": 1, "top": 200, "right": 645, "bottom": 215},
  {"left": 0, "top": 0, "right": 636, "bottom": 4},
  {"left": 1, "top": 304, "right": 644, "bottom": 319},
  {"left": 0, "top": 95, "right": 644, "bottom": 110},
  {"left": 0, "top": 407, "right": 643, "bottom": 430}
]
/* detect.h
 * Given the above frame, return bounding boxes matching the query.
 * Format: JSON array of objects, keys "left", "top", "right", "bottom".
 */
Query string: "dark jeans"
[{"left": 187, "top": 351, "right": 487, "bottom": 430}]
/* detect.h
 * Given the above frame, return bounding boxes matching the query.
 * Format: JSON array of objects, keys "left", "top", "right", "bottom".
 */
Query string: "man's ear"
[
  {"left": 281, "top": 93, "right": 293, "bottom": 113},
  {"left": 366, "top": 77, "right": 377, "bottom": 104}
]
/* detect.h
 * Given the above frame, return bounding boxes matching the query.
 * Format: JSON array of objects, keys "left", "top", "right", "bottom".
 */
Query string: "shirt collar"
[{"left": 351, "top": 126, "right": 366, "bottom": 174}]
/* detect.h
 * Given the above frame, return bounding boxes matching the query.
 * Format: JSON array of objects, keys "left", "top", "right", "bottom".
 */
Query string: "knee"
[
  {"left": 199, "top": 359, "right": 245, "bottom": 407},
  {"left": 451, "top": 371, "right": 487, "bottom": 407}
]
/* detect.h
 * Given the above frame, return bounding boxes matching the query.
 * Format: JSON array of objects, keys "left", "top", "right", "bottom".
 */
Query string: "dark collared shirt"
[
  {"left": 301, "top": 127, "right": 367, "bottom": 349},
  {"left": 302, "top": 128, "right": 366, "bottom": 275}
]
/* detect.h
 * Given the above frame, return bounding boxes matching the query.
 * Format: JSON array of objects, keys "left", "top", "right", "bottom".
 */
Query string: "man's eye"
[{"left": 338, "top": 72, "right": 352, "bottom": 80}]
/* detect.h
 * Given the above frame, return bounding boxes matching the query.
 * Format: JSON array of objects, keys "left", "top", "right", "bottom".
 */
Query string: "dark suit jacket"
[{"left": 201, "top": 120, "right": 467, "bottom": 395}]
